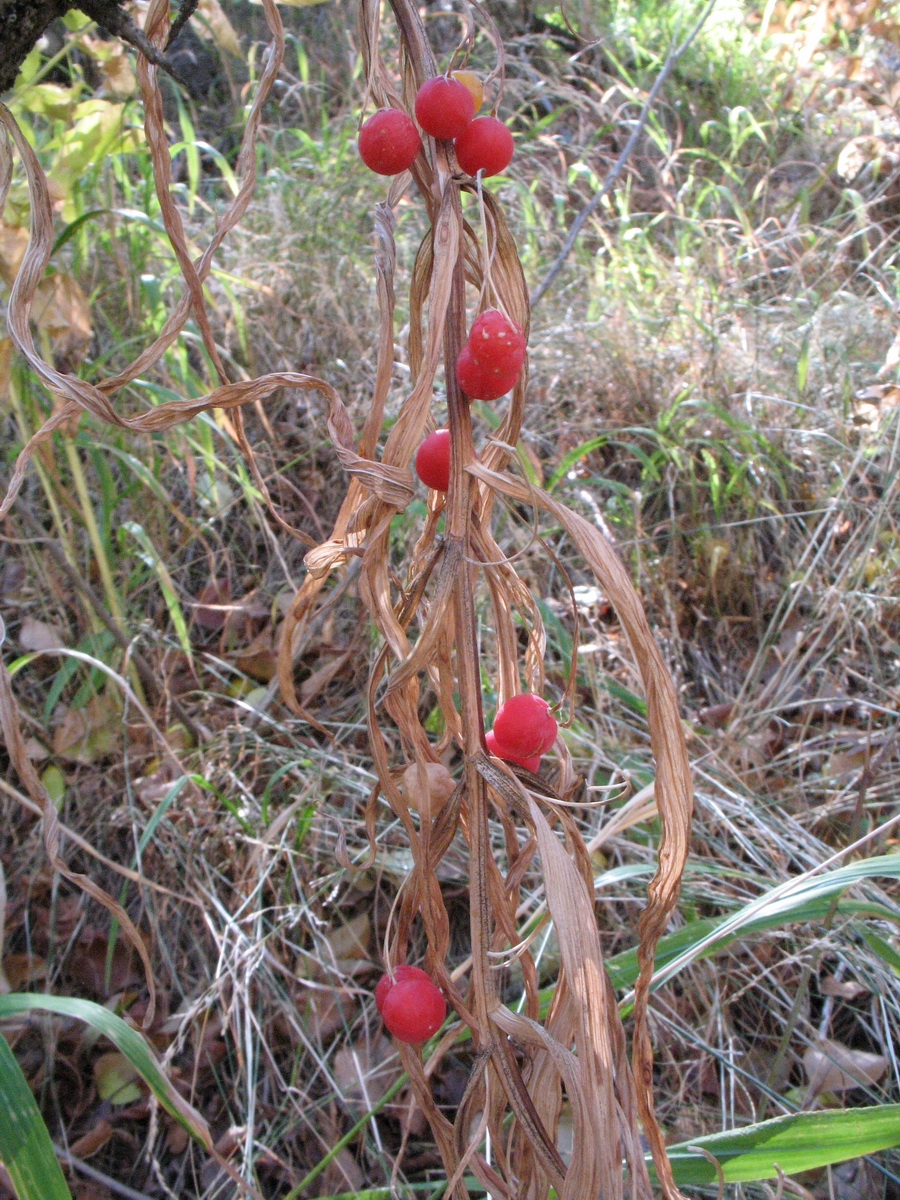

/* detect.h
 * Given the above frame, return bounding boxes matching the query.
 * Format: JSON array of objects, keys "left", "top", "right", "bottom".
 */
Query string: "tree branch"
[{"left": 0, "top": 0, "right": 191, "bottom": 98}]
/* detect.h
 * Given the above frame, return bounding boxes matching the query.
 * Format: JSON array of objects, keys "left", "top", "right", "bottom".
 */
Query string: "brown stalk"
[{"left": 288, "top": 0, "right": 691, "bottom": 1193}]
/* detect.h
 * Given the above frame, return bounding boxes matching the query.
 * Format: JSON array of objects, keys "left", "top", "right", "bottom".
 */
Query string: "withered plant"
[
  {"left": 0, "top": 1, "right": 693, "bottom": 1197},
  {"left": 278, "top": 3, "right": 693, "bottom": 1197}
]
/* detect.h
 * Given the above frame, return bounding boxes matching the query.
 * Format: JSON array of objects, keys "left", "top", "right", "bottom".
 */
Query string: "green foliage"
[
  {"left": 662, "top": 1105, "right": 900, "bottom": 1187},
  {"left": 0, "top": 994, "right": 213, "bottom": 1149},
  {"left": 0, "top": 1034, "right": 72, "bottom": 1200}
]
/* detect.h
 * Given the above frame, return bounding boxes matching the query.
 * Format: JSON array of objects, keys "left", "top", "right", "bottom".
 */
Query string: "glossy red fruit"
[
  {"left": 415, "top": 76, "right": 475, "bottom": 140},
  {"left": 491, "top": 694, "right": 557, "bottom": 760},
  {"left": 455, "top": 345, "right": 520, "bottom": 401},
  {"left": 468, "top": 309, "right": 526, "bottom": 373},
  {"left": 414, "top": 429, "right": 451, "bottom": 492},
  {"left": 358, "top": 108, "right": 421, "bottom": 175},
  {"left": 381, "top": 975, "right": 446, "bottom": 1043},
  {"left": 486, "top": 729, "right": 541, "bottom": 773},
  {"left": 375, "top": 964, "right": 432, "bottom": 1015},
  {"left": 454, "top": 116, "right": 514, "bottom": 177}
]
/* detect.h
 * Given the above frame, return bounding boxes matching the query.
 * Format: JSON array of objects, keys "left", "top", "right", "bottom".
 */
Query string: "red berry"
[
  {"left": 455, "top": 345, "right": 520, "bottom": 401},
  {"left": 375, "top": 964, "right": 432, "bottom": 1015},
  {"left": 415, "top": 76, "right": 475, "bottom": 140},
  {"left": 454, "top": 116, "right": 514, "bottom": 177},
  {"left": 358, "top": 108, "right": 421, "bottom": 175},
  {"left": 491, "top": 694, "right": 557, "bottom": 760},
  {"left": 486, "top": 729, "right": 541, "bottom": 773},
  {"left": 381, "top": 975, "right": 446, "bottom": 1043},
  {"left": 414, "top": 429, "right": 451, "bottom": 492},
  {"left": 468, "top": 309, "right": 526, "bottom": 373}
]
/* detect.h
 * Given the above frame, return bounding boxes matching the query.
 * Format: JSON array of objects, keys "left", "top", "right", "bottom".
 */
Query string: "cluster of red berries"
[
  {"left": 375, "top": 964, "right": 446, "bottom": 1043},
  {"left": 358, "top": 72, "right": 513, "bottom": 179},
  {"left": 412, "top": 307, "right": 526, "bottom": 492},
  {"left": 486, "top": 693, "right": 557, "bottom": 770}
]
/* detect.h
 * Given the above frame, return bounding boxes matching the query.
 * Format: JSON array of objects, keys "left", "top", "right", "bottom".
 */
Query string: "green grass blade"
[
  {"left": 658, "top": 1104, "right": 900, "bottom": 1186},
  {"left": 0, "top": 1033, "right": 72, "bottom": 1200},
  {"left": 120, "top": 521, "right": 192, "bottom": 658},
  {"left": 0, "top": 995, "right": 213, "bottom": 1152},
  {"left": 643, "top": 853, "right": 900, "bottom": 993},
  {"left": 607, "top": 897, "right": 897, "bottom": 996}
]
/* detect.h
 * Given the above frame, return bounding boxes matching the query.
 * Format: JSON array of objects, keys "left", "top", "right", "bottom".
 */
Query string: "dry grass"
[{"left": 2, "top": 1, "right": 900, "bottom": 1198}]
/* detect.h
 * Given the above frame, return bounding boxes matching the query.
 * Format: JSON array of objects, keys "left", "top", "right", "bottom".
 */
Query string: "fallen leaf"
[
  {"left": 67, "top": 930, "right": 140, "bottom": 995},
  {"left": 318, "top": 1146, "right": 364, "bottom": 1195},
  {"left": 93, "top": 1052, "right": 142, "bottom": 1105},
  {"left": 0, "top": 222, "right": 28, "bottom": 286},
  {"left": 298, "top": 646, "right": 354, "bottom": 705},
  {"left": 194, "top": 0, "right": 242, "bottom": 56},
  {"left": 1, "top": 953, "right": 47, "bottom": 989},
  {"left": 32, "top": 271, "right": 92, "bottom": 356},
  {"left": 193, "top": 577, "right": 231, "bottom": 631},
  {"left": 18, "top": 617, "right": 65, "bottom": 652},
  {"left": 326, "top": 911, "right": 371, "bottom": 966},
  {"left": 232, "top": 627, "right": 276, "bottom": 681},
  {"left": 333, "top": 1034, "right": 403, "bottom": 1115},
  {"left": 803, "top": 1038, "right": 887, "bottom": 1094},
  {"left": 75, "top": 1182, "right": 114, "bottom": 1200},
  {"left": 69, "top": 1118, "right": 113, "bottom": 1159},
  {"left": 301, "top": 987, "right": 355, "bottom": 1040},
  {"left": 820, "top": 976, "right": 869, "bottom": 1001},
  {"left": 165, "top": 1117, "right": 190, "bottom": 1155},
  {"left": 52, "top": 690, "right": 122, "bottom": 763}
]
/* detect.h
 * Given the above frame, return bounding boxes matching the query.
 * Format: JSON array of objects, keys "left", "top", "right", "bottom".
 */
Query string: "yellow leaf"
[
  {"left": 194, "top": 0, "right": 242, "bottom": 57},
  {"left": 93, "top": 1052, "right": 142, "bottom": 1105},
  {"left": 40, "top": 764, "right": 66, "bottom": 808}
]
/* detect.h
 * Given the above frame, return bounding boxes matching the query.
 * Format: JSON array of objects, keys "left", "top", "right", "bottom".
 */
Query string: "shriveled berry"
[
  {"left": 375, "top": 964, "right": 432, "bottom": 1015},
  {"left": 468, "top": 309, "right": 526, "bottom": 373},
  {"left": 455, "top": 344, "right": 521, "bottom": 401},
  {"left": 486, "top": 729, "right": 541, "bottom": 773},
  {"left": 381, "top": 975, "right": 446, "bottom": 1043},
  {"left": 358, "top": 108, "right": 421, "bottom": 175},
  {"left": 415, "top": 76, "right": 475, "bottom": 140},
  {"left": 451, "top": 69, "right": 484, "bottom": 114},
  {"left": 491, "top": 694, "right": 557, "bottom": 760},
  {"left": 454, "top": 116, "right": 514, "bottom": 177},
  {"left": 414, "top": 429, "right": 451, "bottom": 492}
]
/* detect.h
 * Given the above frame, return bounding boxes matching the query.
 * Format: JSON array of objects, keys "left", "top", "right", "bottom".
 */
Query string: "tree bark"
[
  {"left": 0, "top": 0, "right": 71, "bottom": 95},
  {"left": 0, "top": 0, "right": 187, "bottom": 97}
]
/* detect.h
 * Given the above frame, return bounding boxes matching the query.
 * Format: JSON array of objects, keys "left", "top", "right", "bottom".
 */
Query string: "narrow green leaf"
[
  {"left": 657, "top": 1104, "right": 900, "bottom": 1186},
  {"left": 0, "top": 1033, "right": 72, "bottom": 1200},
  {"left": 120, "top": 522, "right": 192, "bottom": 658},
  {"left": 607, "top": 896, "right": 897, "bottom": 996},
  {"left": 0, "top": 995, "right": 212, "bottom": 1151},
  {"left": 644, "top": 853, "right": 900, "bottom": 993},
  {"left": 859, "top": 927, "right": 900, "bottom": 976}
]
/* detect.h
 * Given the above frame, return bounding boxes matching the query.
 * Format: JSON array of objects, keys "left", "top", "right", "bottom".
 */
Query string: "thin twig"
[
  {"left": 165, "top": 0, "right": 200, "bottom": 49},
  {"left": 54, "top": 1144, "right": 156, "bottom": 1200},
  {"left": 530, "top": 0, "right": 718, "bottom": 309},
  {"left": 76, "top": 0, "right": 191, "bottom": 89}
]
